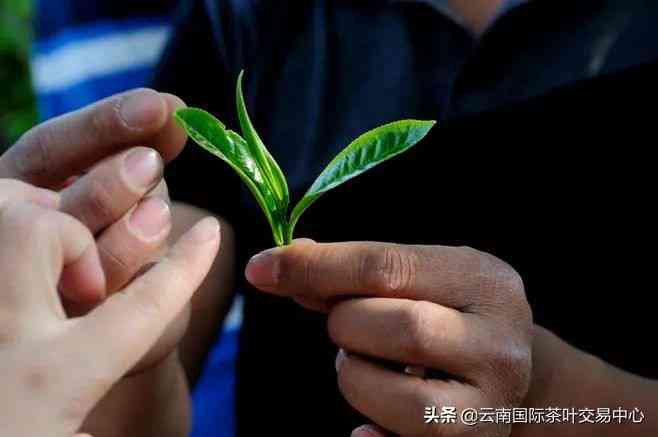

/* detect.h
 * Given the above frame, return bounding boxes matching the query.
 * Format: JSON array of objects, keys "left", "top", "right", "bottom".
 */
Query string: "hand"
[
  {"left": 0, "top": 183, "right": 220, "bottom": 437},
  {"left": 0, "top": 89, "right": 190, "bottom": 371},
  {"left": 246, "top": 240, "right": 533, "bottom": 437}
]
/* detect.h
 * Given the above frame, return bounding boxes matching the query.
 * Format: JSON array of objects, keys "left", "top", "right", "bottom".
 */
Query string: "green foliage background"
[{"left": 0, "top": 0, "right": 37, "bottom": 149}]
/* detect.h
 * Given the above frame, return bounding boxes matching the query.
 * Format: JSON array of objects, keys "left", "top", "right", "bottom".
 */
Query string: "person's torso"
[{"left": 159, "top": 1, "right": 658, "bottom": 435}]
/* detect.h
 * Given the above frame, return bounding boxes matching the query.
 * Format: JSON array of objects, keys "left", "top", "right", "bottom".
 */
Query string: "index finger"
[
  {"left": 245, "top": 240, "right": 524, "bottom": 310},
  {"left": 73, "top": 217, "right": 220, "bottom": 380},
  {"left": 0, "top": 89, "right": 187, "bottom": 188}
]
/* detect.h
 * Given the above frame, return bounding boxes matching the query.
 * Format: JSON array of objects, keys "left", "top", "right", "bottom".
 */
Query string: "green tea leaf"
[
  {"left": 174, "top": 107, "right": 286, "bottom": 245},
  {"left": 236, "top": 71, "right": 290, "bottom": 213},
  {"left": 287, "top": 119, "right": 436, "bottom": 243},
  {"left": 175, "top": 73, "right": 436, "bottom": 247}
]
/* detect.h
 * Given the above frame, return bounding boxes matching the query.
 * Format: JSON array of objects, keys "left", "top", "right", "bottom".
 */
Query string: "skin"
[
  {"left": 449, "top": 0, "right": 506, "bottom": 34},
  {"left": 246, "top": 240, "right": 533, "bottom": 437},
  {"left": 0, "top": 181, "right": 220, "bottom": 437},
  {"left": 510, "top": 326, "right": 658, "bottom": 437},
  {"left": 0, "top": 89, "right": 235, "bottom": 436},
  {"left": 3, "top": 19, "right": 652, "bottom": 436},
  {"left": 245, "top": 239, "right": 658, "bottom": 437}
]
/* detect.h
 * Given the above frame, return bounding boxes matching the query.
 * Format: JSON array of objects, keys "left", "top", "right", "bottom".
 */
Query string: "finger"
[
  {"left": 293, "top": 296, "right": 333, "bottom": 313},
  {"left": 0, "top": 178, "right": 60, "bottom": 209},
  {"left": 148, "top": 93, "right": 188, "bottom": 162},
  {"left": 96, "top": 196, "right": 172, "bottom": 292},
  {"left": 0, "top": 89, "right": 186, "bottom": 187},
  {"left": 328, "top": 298, "right": 509, "bottom": 381},
  {"left": 335, "top": 351, "right": 499, "bottom": 437},
  {"left": 75, "top": 217, "right": 219, "bottom": 380},
  {"left": 351, "top": 424, "right": 392, "bottom": 437},
  {"left": 59, "top": 147, "right": 164, "bottom": 234},
  {"left": 0, "top": 203, "right": 105, "bottom": 320},
  {"left": 246, "top": 241, "right": 524, "bottom": 311},
  {"left": 149, "top": 177, "right": 170, "bottom": 201}
]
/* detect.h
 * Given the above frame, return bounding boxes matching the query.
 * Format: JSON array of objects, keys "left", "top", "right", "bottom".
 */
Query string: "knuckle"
[
  {"left": 493, "top": 263, "right": 525, "bottom": 298},
  {"left": 91, "top": 97, "right": 122, "bottom": 137},
  {"left": 460, "top": 246, "right": 526, "bottom": 308},
  {"left": 98, "top": 243, "right": 131, "bottom": 274},
  {"left": 83, "top": 178, "right": 119, "bottom": 224},
  {"left": 486, "top": 341, "right": 532, "bottom": 406},
  {"left": 131, "top": 259, "right": 184, "bottom": 319},
  {"left": 280, "top": 246, "right": 318, "bottom": 294},
  {"left": 131, "top": 281, "right": 169, "bottom": 320},
  {"left": 491, "top": 265, "right": 531, "bottom": 324},
  {"left": 399, "top": 301, "right": 435, "bottom": 361},
  {"left": 22, "top": 207, "right": 55, "bottom": 237},
  {"left": 0, "top": 201, "right": 39, "bottom": 234},
  {"left": 12, "top": 127, "right": 53, "bottom": 178},
  {"left": 360, "top": 245, "right": 417, "bottom": 295}
]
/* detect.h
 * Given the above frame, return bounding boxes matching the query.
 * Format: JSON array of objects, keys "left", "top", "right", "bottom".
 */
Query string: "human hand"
[
  {"left": 246, "top": 240, "right": 533, "bottom": 437},
  {"left": 0, "top": 89, "right": 191, "bottom": 371},
  {"left": 0, "top": 183, "right": 220, "bottom": 437}
]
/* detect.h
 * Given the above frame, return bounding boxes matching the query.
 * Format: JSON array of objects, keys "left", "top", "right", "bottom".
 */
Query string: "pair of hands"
[
  {"left": 246, "top": 240, "right": 533, "bottom": 437},
  {"left": 0, "top": 86, "right": 535, "bottom": 437},
  {"left": 0, "top": 89, "right": 220, "bottom": 437}
]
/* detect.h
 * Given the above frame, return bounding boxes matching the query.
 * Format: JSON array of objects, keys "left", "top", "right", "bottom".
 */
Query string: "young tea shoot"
[{"left": 174, "top": 71, "right": 436, "bottom": 246}]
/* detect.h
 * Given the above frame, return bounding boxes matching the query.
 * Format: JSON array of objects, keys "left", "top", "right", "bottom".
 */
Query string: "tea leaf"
[
  {"left": 287, "top": 119, "right": 436, "bottom": 243},
  {"left": 175, "top": 73, "right": 435, "bottom": 247},
  {"left": 236, "top": 71, "right": 290, "bottom": 213},
  {"left": 174, "top": 108, "right": 286, "bottom": 245}
]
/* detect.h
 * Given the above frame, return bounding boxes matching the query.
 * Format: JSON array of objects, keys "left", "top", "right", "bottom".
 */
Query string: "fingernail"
[
  {"left": 119, "top": 90, "right": 166, "bottom": 128},
  {"left": 245, "top": 248, "right": 279, "bottom": 287},
  {"left": 335, "top": 349, "right": 347, "bottom": 373},
  {"left": 188, "top": 217, "right": 221, "bottom": 243},
  {"left": 404, "top": 365, "right": 428, "bottom": 378},
  {"left": 291, "top": 238, "right": 315, "bottom": 245},
  {"left": 352, "top": 425, "right": 383, "bottom": 437},
  {"left": 128, "top": 197, "right": 171, "bottom": 239},
  {"left": 35, "top": 188, "right": 60, "bottom": 209},
  {"left": 124, "top": 148, "right": 162, "bottom": 189}
]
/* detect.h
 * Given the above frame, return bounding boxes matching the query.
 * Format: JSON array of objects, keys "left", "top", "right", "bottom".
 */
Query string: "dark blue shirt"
[{"left": 157, "top": 1, "right": 658, "bottom": 435}]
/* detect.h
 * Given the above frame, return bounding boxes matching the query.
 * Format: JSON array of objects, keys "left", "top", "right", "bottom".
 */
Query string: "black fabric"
[{"left": 155, "top": 1, "right": 658, "bottom": 435}]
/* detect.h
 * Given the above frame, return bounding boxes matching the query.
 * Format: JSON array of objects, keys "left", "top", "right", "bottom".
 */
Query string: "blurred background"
[{"left": 0, "top": 0, "right": 37, "bottom": 148}]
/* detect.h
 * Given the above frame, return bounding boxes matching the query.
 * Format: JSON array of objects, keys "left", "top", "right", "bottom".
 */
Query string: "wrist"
[
  {"left": 514, "top": 325, "right": 658, "bottom": 437},
  {"left": 522, "top": 325, "right": 603, "bottom": 408}
]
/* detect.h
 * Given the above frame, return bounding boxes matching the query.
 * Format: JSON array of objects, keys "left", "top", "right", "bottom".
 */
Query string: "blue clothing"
[
  {"left": 33, "top": 1, "right": 173, "bottom": 118},
  {"left": 32, "top": 3, "right": 241, "bottom": 437},
  {"left": 156, "top": 1, "right": 658, "bottom": 435}
]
